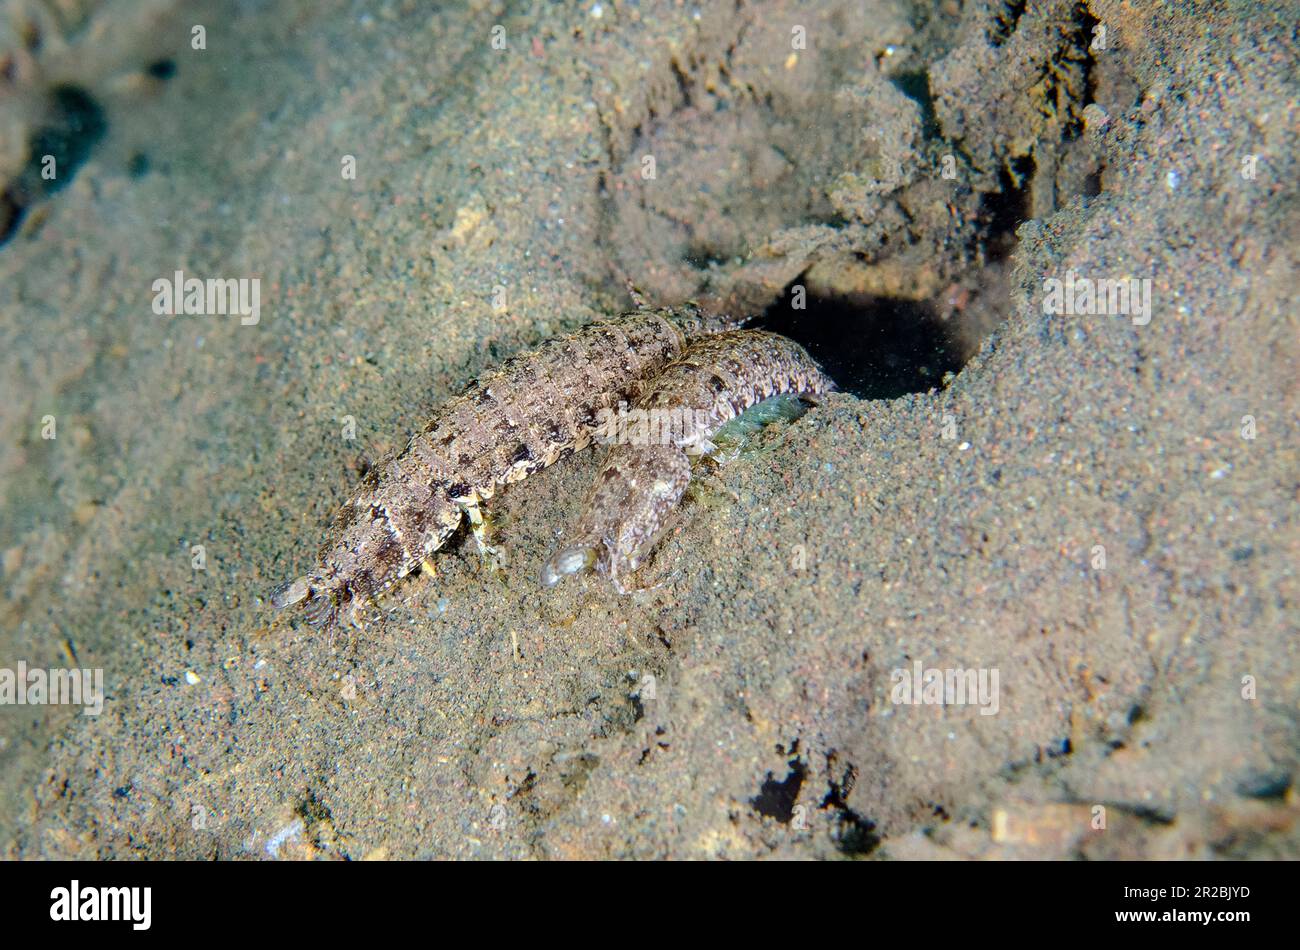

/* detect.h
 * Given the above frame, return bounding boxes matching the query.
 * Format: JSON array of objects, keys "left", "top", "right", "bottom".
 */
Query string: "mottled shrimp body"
[
  {"left": 272, "top": 304, "right": 740, "bottom": 628},
  {"left": 542, "top": 330, "right": 835, "bottom": 589}
]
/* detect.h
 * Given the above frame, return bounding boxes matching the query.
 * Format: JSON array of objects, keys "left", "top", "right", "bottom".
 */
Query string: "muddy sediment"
[{"left": 0, "top": 0, "right": 1295, "bottom": 858}]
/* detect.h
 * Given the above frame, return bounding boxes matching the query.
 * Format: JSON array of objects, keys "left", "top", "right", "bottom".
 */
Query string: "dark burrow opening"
[
  {"left": 751, "top": 281, "right": 968, "bottom": 400},
  {"left": 750, "top": 759, "right": 806, "bottom": 823},
  {"left": 0, "top": 84, "right": 107, "bottom": 247},
  {"left": 821, "top": 760, "right": 881, "bottom": 855},
  {"left": 982, "top": 156, "right": 1037, "bottom": 262}
]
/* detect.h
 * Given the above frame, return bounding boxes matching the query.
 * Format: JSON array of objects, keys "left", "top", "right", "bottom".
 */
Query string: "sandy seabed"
[{"left": 0, "top": 0, "right": 1295, "bottom": 859}]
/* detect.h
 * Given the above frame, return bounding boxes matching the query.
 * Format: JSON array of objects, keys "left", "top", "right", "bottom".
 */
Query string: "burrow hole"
[{"left": 752, "top": 285, "right": 969, "bottom": 400}]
